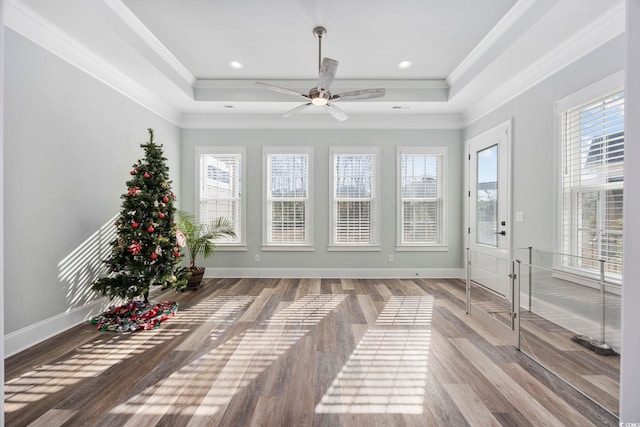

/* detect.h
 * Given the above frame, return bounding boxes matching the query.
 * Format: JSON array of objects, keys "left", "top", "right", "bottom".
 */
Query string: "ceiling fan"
[{"left": 256, "top": 26, "right": 385, "bottom": 121}]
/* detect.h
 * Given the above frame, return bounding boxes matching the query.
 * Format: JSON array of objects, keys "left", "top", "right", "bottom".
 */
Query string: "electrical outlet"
[
  {"left": 388, "top": 254, "right": 394, "bottom": 263},
  {"left": 254, "top": 254, "right": 260, "bottom": 262},
  {"left": 516, "top": 211, "right": 525, "bottom": 222}
]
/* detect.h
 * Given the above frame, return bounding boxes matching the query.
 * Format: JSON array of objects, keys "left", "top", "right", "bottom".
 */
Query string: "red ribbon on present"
[
  {"left": 127, "top": 187, "right": 141, "bottom": 196},
  {"left": 128, "top": 241, "right": 142, "bottom": 255}
]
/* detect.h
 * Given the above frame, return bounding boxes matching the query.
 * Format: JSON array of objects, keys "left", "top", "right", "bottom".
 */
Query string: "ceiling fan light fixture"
[
  {"left": 398, "top": 60, "right": 412, "bottom": 69},
  {"left": 229, "top": 61, "right": 243, "bottom": 69},
  {"left": 311, "top": 97, "right": 328, "bottom": 106}
]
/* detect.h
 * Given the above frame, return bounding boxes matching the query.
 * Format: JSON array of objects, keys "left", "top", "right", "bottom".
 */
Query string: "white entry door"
[{"left": 467, "top": 121, "right": 511, "bottom": 296}]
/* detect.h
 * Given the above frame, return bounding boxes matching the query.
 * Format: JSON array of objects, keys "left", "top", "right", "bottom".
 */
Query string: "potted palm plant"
[{"left": 177, "top": 210, "right": 236, "bottom": 289}]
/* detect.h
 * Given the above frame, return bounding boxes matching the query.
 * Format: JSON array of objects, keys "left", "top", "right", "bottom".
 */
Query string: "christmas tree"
[{"left": 93, "top": 129, "right": 187, "bottom": 302}]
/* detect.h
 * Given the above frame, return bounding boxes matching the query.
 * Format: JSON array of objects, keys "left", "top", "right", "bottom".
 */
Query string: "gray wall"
[
  {"left": 464, "top": 35, "right": 626, "bottom": 253},
  {"left": 3, "top": 29, "right": 182, "bottom": 336},
  {"left": 180, "top": 129, "right": 464, "bottom": 272}
]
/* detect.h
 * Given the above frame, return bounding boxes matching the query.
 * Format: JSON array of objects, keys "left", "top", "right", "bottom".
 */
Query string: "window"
[
  {"left": 561, "top": 90, "right": 624, "bottom": 278},
  {"left": 196, "top": 147, "right": 245, "bottom": 248},
  {"left": 263, "top": 147, "right": 313, "bottom": 249},
  {"left": 397, "top": 147, "right": 447, "bottom": 250},
  {"left": 330, "top": 147, "right": 380, "bottom": 250}
]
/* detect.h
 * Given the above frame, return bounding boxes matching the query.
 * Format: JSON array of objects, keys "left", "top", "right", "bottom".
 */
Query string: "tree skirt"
[{"left": 91, "top": 300, "right": 178, "bottom": 332}]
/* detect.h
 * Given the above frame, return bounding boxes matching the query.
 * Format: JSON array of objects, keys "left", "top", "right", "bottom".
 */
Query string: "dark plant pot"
[{"left": 186, "top": 267, "right": 205, "bottom": 290}]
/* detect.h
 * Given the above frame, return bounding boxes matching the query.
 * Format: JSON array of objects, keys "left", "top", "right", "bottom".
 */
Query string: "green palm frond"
[{"left": 177, "top": 210, "right": 236, "bottom": 268}]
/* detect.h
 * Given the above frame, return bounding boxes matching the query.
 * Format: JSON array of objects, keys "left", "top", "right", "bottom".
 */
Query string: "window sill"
[
  {"left": 215, "top": 245, "right": 247, "bottom": 252},
  {"left": 549, "top": 267, "right": 622, "bottom": 295},
  {"left": 261, "top": 245, "right": 315, "bottom": 252},
  {"left": 396, "top": 245, "right": 449, "bottom": 252},
  {"left": 327, "top": 245, "right": 381, "bottom": 252}
]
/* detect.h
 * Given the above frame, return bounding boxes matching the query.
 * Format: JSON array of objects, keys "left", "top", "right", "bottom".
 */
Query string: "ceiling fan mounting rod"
[{"left": 313, "top": 26, "right": 327, "bottom": 71}]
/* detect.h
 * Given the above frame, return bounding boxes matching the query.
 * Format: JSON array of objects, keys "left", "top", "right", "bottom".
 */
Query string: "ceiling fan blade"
[
  {"left": 317, "top": 58, "right": 338, "bottom": 93},
  {"left": 331, "top": 88, "right": 386, "bottom": 101},
  {"left": 282, "top": 103, "right": 313, "bottom": 118},
  {"left": 256, "top": 81, "right": 308, "bottom": 98},
  {"left": 325, "top": 103, "right": 348, "bottom": 121}
]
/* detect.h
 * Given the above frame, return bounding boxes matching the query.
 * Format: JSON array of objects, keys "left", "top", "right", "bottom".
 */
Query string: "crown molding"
[
  {"left": 194, "top": 79, "right": 450, "bottom": 103},
  {"left": 447, "top": 0, "right": 536, "bottom": 87},
  {"left": 181, "top": 113, "right": 463, "bottom": 130},
  {"left": 6, "top": 0, "right": 624, "bottom": 132},
  {"left": 462, "top": 1, "right": 626, "bottom": 127},
  {"left": 104, "top": 0, "right": 196, "bottom": 88},
  {"left": 5, "top": 0, "right": 182, "bottom": 126}
]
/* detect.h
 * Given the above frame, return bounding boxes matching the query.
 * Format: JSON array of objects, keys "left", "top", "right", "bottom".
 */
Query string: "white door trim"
[{"left": 465, "top": 119, "right": 513, "bottom": 257}]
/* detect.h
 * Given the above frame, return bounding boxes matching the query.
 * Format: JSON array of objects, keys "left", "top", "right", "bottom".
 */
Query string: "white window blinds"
[
  {"left": 562, "top": 90, "right": 624, "bottom": 277},
  {"left": 266, "top": 152, "right": 310, "bottom": 245},
  {"left": 199, "top": 152, "right": 242, "bottom": 244},
  {"left": 332, "top": 150, "right": 378, "bottom": 246},
  {"left": 400, "top": 151, "right": 444, "bottom": 245}
]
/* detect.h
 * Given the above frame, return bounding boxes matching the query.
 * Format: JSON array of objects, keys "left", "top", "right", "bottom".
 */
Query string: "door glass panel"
[{"left": 476, "top": 145, "right": 498, "bottom": 246}]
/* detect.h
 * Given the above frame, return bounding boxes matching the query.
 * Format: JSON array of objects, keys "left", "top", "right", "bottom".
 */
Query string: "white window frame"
[
  {"left": 329, "top": 146, "right": 380, "bottom": 251},
  {"left": 555, "top": 71, "right": 624, "bottom": 281},
  {"left": 262, "top": 146, "right": 314, "bottom": 251},
  {"left": 195, "top": 146, "right": 246, "bottom": 250},
  {"left": 396, "top": 146, "right": 448, "bottom": 251}
]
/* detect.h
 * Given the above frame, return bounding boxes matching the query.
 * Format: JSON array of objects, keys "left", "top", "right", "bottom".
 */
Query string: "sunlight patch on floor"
[
  {"left": 4, "top": 329, "right": 186, "bottom": 412},
  {"left": 376, "top": 296, "right": 434, "bottom": 326},
  {"left": 316, "top": 295, "right": 433, "bottom": 414},
  {"left": 110, "top": 294, "right": 347, "bottom": 422},
  {"left": 171, "top": 296, "right": 255, "bottom": 325}
]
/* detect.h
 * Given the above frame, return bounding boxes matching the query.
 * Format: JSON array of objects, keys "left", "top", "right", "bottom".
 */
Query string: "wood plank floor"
[
  {"left": 5, "top": 278, "right": 618, "bottom": 426},
  {"left": 519, "top": 310, "right": 620, "bottom": 415},
  {"left": 468, "top": 279, "right": 620, "bottom": 415}
]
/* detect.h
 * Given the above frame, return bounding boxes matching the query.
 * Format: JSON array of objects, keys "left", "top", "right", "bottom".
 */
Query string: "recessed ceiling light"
[
  {"left": 229, "top": 61, "right": 243, "bottom": 69},
  {"left": 397, "top": 60, "right": 412, "bottom": 70}
]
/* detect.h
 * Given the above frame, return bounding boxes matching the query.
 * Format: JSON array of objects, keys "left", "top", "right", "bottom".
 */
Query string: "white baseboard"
[
  {"left": 204, "top": 267, "right": 465, "bottom": 279},
  {"left": 4, "top": 297, "right": 110, "bottom": 358}
]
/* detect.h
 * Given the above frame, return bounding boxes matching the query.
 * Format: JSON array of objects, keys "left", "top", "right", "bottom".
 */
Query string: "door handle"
[{"left": 494, "top": 231, "right": 506, "bottom": 236}]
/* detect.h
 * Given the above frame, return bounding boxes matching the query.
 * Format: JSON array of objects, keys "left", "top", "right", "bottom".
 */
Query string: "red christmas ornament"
[
  {"left": 132, "top": 222, "right": 139, "bottom": 228},
  {"left": 148, "top": 226, "right": 155, "bottom": 233},
  {"left": 162, "top": 196, "right": 169, "bottom": 203},
  {"left": 174, "top": 252, "right": 180, "bottom": 257},
  {"left": 150, "top": 253, "right": 158, "bottom": 260},
  {"left": 130, "top": 169, "right": 136, "bottom": 175},
  {"left": 158, "top": 212, "right": 165, "bottom": 219},
  {"left": 144, "top": 172, "right": 151, "bottom": 179}
]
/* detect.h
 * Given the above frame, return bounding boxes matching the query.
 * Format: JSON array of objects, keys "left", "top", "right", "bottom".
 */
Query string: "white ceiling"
[{"left": 5, "top": 0, "right": 626, "bottom": 128}]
